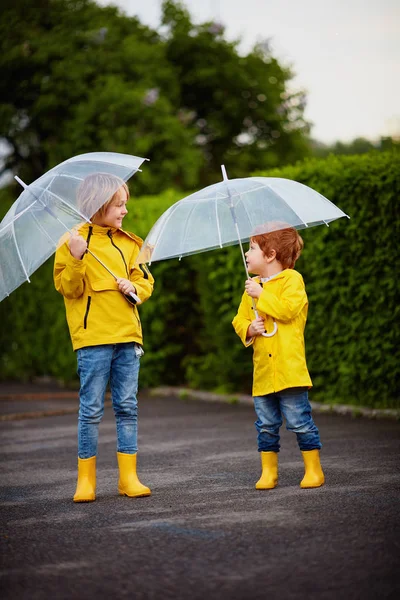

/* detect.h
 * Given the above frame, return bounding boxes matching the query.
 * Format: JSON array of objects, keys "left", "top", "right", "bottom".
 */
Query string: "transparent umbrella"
[
  {"left": 136, "top": 166, "right": 349, "bottom": 336},
  {"left": 0, "top": 152, "right": 147, "bottom": 303}
]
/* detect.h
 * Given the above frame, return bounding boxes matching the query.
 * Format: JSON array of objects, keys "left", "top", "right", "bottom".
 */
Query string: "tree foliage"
[
  {"left": 311, "top": 136, "right": 399, "bottom": 159},
  {"left": 0, "top": 0, "right": 310, "bottom": 196},
  {"left": 162, "top": 1, "right": 311, "bottom": 185}
]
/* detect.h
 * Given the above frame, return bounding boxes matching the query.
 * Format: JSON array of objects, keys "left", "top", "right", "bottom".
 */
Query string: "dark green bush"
[
  {"left": 144, "top": 151, "right": 400, "bottom": 408},
  {"left": 180, "top": 151, "right": 400, "bottom": 407}
]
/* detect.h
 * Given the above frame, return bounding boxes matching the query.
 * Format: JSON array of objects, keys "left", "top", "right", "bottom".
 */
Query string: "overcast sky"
[{"left": 97, "top": 0, "right": 400, "bottom": 144}]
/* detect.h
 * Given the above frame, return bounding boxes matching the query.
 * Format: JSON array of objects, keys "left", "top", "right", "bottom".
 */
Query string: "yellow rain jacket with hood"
[
  {"left": 232, "top": 269, "right": 312, "bottom": 396},
  {"left": 54, "top": 223, "right": 153, "bottom": 351}
]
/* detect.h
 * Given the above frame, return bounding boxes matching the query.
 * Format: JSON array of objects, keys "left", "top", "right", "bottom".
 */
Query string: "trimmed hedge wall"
[
  {"left": 138, "top": 151, "right": 400, "bottom": 408},
  {"left": 0, "top": 151, "right": 399, "bottom": 408}
]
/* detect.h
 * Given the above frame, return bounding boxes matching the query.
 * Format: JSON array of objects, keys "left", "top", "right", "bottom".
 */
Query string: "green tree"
[
  {"left": 0, "top": 0, "right": 310, "bottom": 198},
  {"left": 311, "top": 136, "right": 400, "bottom": 158},
  {"left": 162, "top": 0, "right": 311, "bottom": 184},
  {"left": 0, "top": 0, "right": 203, "bottom": 194}
]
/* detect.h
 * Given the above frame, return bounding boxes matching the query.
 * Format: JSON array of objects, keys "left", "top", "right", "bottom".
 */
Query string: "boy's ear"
[{"left": 266, "top": 248, "right": 276, "bottom": 262}]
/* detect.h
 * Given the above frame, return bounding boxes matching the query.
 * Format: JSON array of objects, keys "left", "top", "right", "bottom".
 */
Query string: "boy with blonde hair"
[
  {"left": 232, "top": 225, "right": 324, "bottom": 490},
  {"left": 54, "top": 173, "right": 154, "bottom": 502}
]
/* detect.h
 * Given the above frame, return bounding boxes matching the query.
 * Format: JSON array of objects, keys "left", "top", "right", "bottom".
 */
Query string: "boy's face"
[
  {"left": 97, "top": 187, "right": 129, "bottom": 229},
  {"left": 245, "top": 241, "right": 266, "bottom": 275}
]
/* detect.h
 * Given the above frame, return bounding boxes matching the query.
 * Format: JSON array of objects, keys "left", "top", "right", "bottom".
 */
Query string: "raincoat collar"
[
  {"left": 255, "top": 269, "right": 289, "bottom": 283},
  {"left": 78, "top": 222, "right": 144, "bottom": 247},
  {"left": 260, "top": 271, "right": 283, "bottom": 283},
  {"left": 85, "top": 223, "right": 117, "bottom": 236}
]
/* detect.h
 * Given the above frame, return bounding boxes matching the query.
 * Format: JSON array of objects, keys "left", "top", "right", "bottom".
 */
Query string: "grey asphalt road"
[{"left": 0, "top": 388, "right": 399, "bottom": 600}]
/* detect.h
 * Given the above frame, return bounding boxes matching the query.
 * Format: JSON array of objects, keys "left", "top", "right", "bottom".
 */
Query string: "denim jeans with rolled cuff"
[
  {"left": 253, "top": 387, "right": 322, "bottom": 453},
  {"left": 77, "top": 342, "right": 141, "bottom": 459}
]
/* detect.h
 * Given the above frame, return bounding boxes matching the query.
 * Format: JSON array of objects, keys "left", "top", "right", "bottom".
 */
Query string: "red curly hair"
[{"left": 251, "top": 224, "right": 304, "bottom": 269}]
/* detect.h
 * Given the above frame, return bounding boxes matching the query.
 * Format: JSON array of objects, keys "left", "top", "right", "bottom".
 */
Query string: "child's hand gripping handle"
[
  {"left": 129, "top": 291, "right": 141, "bottom": 304},
  {"left": 253, "top": 308, "right": 278, "bottom": 338},
  {"left": 245, "top": 278, "right": 277, "bottom": 338},
  {"left": 116, "top": 278, "right": 141, "bottom": 305},
  {"left": 72, "top": 245, "right": 143, "bottom": 305}
]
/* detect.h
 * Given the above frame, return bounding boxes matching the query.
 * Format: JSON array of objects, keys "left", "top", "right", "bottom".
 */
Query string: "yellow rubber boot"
[
  {"left": 255, "top": 451, "right": 278, "bottom": 489},
  {"left": 73, "top": 456, "right": 96, "bottom": 502},
  {"left": 117, "top": 452, "right": 151, "bottom": 497},
  {"left": 300, "top": 449, "right": 325, "bottom": 488}
]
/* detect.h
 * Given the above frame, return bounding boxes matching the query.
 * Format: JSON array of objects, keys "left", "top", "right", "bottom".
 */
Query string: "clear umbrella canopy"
[
  {"left": 137, "top": 175, "right": 349, "bottom": 265},
  {"left": 0, "top": 152, "right": 147, "bottom": 302},
  {"left": 136, "top": 169, "right": 349, "bottom": 338}
]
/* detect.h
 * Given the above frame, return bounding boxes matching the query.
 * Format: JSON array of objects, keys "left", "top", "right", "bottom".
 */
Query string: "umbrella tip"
[
  {"left": 14, "top": 175, "right": 28, "bottom": 189},
  {"left": 221, "top": 165, "right": 228, "bottom": 181}
]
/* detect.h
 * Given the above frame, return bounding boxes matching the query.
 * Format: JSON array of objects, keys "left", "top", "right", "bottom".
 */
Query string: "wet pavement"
[{"left": 0, "top": 384, "right": 399, "bottom": 599}]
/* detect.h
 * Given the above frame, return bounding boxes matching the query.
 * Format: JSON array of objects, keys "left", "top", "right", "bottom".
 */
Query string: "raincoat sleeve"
[
  {"left": 256, "top": 273, "right": 307, "bottom": 322},
  {"left": 232, "top": 293, "right": 254, "bottom": 347},
  {"left": 129, "top": 262, "right": 154, "bottom": 304},
  {"left": 54, "top": 242, "right": 87, "bottom": 299}
]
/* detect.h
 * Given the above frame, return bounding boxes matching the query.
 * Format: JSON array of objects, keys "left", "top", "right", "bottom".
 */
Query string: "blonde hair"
[{"left": 77, "top": 173, "right": 130, "bottom": 221}]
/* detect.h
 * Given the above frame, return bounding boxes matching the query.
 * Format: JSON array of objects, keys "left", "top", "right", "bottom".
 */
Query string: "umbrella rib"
[
  {"left": 237, "top": 191, "right": 255, "bottom": 239},
  {"left": 150, "top": 202, "right": 185, "bottom": 260},
  {"left": 57, "top": 173, "right": 85, "bottom": 182},
  {"left": 33, "top": 185, "right": 90, "bottom": 222},
  {"left": 10, "top": 219, "right": 31, "bottom": 283},
  {"left": 0, "top": 199, "right": 38, "bottom": 232},
  {"left": 29, "top": 175, "right": 64, "bottom": 245},
  {"left": 264, "top": 184, "right": 309, "bottom": 228},
  {"left": 232, "top": 179, "right": 310, "bottom": 228},
  {"left": 313, "top": 187, "right": 350, "bottom": 218},
  {"left": 30, "top": 211, "right": 60, "bottom": 246},
  {"left": 179, "top": 201, "right": 201, "bottom": 257},
  {"left": 49, "top": 156, "right": 145, "bottom": 180},
  {"left": 64, "top": 157, "right": 146, "bottom": 171},
  {"left": 215, "top": 196, "right": 223, "bottom": 249}
]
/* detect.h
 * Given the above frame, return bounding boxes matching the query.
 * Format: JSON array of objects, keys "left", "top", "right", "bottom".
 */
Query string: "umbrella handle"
[
  {"left": 129, "top": 291, "right": 141, "bottom": 304},
  {"left": 261, "top": 321, "right": 278, "bottom": 338},
  {"left": 254, "top": 307, "right": 278, "bottom": 337},
  {"left": 86, "top": 249, "right": 141, "bottom": 304}
]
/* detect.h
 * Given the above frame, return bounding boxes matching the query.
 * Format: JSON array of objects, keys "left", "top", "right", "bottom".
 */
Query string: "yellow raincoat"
[
  {"left": 54, "top": 223, "right": 153, "bottom": 351},
  {"left": 232, "top": 269, "right": 312, "bottom": 396}
]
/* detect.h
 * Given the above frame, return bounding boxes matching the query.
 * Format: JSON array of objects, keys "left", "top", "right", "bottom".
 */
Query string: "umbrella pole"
[
  {"left": 235, "top": 221, "right": 278, "bottom": 338},
  {"left": 221, "top": 165, "right": 277, "bottom": 338},
  {"left": 235, "top": 224, "right": 251, "bottom": 279},
  {"left": 82, "top": 251, "right": 138, "bottom": 302},
  {"left": 234, "top": 222, "right": 258, "bottom": 312},
  {"left": 221, "top": 166, "right": 255, "bottom": 309}
]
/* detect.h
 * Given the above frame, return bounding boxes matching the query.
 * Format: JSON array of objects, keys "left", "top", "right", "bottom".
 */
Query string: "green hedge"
[
  {"left": 1, "top": 151, "right": 399, "bottom": 408},
  {"left": 256, "top": 151, "right": 400, "bottom": 408},
  {"left": 139, "top": 151, "right": 400, "bottom": 408}
]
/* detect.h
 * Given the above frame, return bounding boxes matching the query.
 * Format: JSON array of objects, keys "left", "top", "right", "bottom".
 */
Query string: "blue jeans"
[
  {"left": 77, "top": 343, "right": 141, "bottom": 459},
  {"left": 253, "top": 388, "right": 322, "bottom": 453}
]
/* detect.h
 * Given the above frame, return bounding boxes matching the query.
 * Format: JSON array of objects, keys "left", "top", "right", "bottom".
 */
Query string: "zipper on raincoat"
[
  {"left": 83, "top": 296, "right": 92, "bottom": 329},
  {"left": 139, "top": 264, "right": 150, "bottom": 280},
  {"left": 107, "top": 230, "right": 129, "bottom": 277},
  {"left": 81, "top": 226, "right": 93, "bottom": 259}
]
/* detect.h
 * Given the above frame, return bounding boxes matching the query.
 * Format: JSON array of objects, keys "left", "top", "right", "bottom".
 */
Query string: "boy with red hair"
[{"left": 232, "top": 225, "right": 324, "bottom": 490}]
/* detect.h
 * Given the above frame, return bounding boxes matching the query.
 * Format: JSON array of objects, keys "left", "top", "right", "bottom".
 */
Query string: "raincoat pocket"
[{"left": 91, "top": 278, "right": 119, "bottom": 292}]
